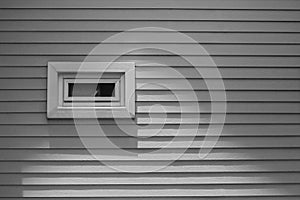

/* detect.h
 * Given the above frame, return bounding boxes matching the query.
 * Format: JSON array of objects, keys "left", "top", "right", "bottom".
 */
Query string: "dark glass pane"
[{"left": 68, "top": 83, "right": 115, "bottom": 97}]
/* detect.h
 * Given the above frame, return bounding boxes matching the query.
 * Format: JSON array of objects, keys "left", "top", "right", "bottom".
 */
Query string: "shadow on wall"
[{"left": 0, "top": 122, "right": 299, "bottom": 197}]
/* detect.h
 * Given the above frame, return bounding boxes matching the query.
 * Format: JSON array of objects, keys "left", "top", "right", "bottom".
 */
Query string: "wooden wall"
[{"left": 0, "top": 0, "right": 299, "bottom": 199}]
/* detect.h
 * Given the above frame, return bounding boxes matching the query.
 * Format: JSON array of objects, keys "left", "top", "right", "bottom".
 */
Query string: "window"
[
  {"left": 68, "top": 83, "right": 116, "bottom": 97},
  {"left": 47, "top": 62, "right": 135, "bottom": 118},
  {"left": 64, "top": 79, "right": 120, "bottom": 102}
]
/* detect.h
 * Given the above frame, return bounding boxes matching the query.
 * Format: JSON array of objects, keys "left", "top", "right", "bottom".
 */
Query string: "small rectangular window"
[
  {"left": 68, "top": 83, "right": 116, "bottom": 97},
  {"left": 47, "top": 62, "right": 135, "bottom": 118},
  {"left": 64, "top": 79, "right": 120, "bottom": 102}
]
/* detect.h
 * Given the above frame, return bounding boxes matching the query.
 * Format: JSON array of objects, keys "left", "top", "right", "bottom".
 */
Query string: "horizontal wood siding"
[{"left": 0, "top": 0, "right": 299, "bottom": 199}]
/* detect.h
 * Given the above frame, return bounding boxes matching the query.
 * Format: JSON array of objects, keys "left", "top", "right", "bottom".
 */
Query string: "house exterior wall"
[{"left": 0, "top": 0, "right": 299, "bottom": 199}]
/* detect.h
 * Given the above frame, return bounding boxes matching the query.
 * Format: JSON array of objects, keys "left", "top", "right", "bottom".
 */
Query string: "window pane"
[{"left": 68, "top": 83, "right": 115, "bottom": 97}]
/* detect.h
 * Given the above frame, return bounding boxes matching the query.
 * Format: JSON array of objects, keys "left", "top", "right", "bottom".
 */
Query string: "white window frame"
[{"left": 47, "top": 62, "right": 135, "bottom": 118}]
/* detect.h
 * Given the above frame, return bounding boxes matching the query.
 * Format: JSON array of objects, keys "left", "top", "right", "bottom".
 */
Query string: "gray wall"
[{"left": 0, "top": 0, "right": 300, "bottom": 199}]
